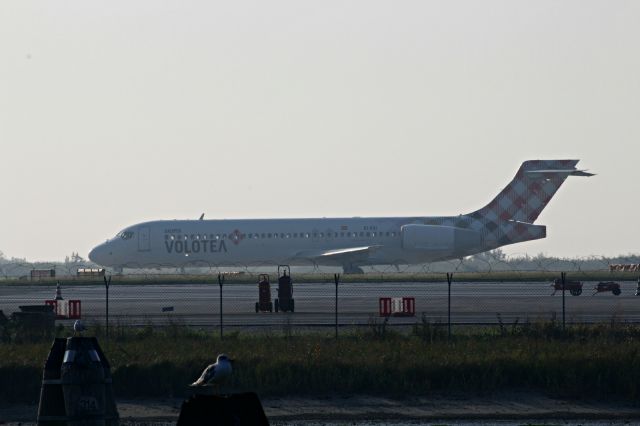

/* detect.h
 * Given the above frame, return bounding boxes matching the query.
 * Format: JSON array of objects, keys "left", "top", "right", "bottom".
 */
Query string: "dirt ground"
[{"left": 2, "top": 392, "right": 640, "bottom": 425}]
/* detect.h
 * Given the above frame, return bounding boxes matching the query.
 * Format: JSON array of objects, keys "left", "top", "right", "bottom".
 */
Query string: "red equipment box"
[
  {"left": 379, "top": 297, "right": 415, "bottom": 317},
  {"left": 45, "top": 300, "right": 82, "bottom": 319}
]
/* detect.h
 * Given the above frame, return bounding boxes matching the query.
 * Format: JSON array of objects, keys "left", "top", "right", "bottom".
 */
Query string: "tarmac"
[{"left": 1, "top": 281, "right": 640, "bottom": 327}]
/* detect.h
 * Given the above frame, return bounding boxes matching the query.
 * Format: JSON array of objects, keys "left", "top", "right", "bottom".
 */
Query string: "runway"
[{"left": 1, "top": 281, "right": 639, "bottom": 327}]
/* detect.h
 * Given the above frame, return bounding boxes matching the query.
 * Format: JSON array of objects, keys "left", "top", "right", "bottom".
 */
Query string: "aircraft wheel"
[
  {"left": 613, "top": 288, "right": 621, "bottom": 296},
  {"left": 275, "top": 299, "right": 279, "bottom": 312},
  {"left": 570, "top": 289, "right": 582, "bottom": 296},
  {"left": 255, "top": 302, "right": 259, "bottom": 313}
]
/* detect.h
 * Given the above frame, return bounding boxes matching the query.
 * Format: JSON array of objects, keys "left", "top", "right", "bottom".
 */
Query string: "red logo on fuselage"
[{"left": 231, "top": 229, "right": 243, "bottom": 245}]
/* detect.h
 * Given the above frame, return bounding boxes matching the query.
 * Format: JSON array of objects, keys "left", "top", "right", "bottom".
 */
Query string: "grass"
[
  {"left": 0, "top": 270, "right": 638, "bottom": 286},
  {"left": 2, "top": 320, "right": 640, "bottom": 403}
]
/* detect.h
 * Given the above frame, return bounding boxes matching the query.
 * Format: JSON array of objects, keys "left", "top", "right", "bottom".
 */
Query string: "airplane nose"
[
  {"left": 89, "top": 243, "right": 110, "bottom": 266},
  {"left": 88, "top": 247, "right": 98, "bottom": 263}
]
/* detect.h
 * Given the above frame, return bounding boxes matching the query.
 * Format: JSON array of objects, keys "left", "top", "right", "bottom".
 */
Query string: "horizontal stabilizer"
[{"left": 525, "top": 169, "right": 595, "bottom": 177}]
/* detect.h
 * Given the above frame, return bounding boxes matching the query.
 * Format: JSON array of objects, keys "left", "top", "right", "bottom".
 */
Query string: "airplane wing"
[{"left": 293, "top": 245, "right": 382, "bottom": 263}]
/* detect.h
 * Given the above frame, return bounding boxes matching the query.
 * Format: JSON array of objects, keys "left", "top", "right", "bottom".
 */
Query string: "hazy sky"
[{"left": 1, "top": 1, "right": 638, "bottom": 261}]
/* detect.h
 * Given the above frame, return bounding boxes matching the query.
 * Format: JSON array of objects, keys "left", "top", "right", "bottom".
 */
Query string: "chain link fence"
[{"left": 2, "top": 252, "right": 640, "bottom": 340}]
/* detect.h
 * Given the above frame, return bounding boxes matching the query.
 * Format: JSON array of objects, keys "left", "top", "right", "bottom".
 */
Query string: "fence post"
[
  {"left": 218, "top": 273, "right": 224, "bottom": 340},
  {"left": 561, "top": 272, "right": 566, "bottom": 332},
  {"left": 334, "top": 273, "right": 340, "bottom": 340},
  {"left": 104, "top": 275, "right": 111, "bottom": 339},
  {"left": 446, "top": 273, "right": 453, "bottom": 339}
]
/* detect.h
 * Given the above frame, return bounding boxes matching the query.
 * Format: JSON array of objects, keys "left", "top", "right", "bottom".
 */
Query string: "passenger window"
[
  {"left": 305, "top": 233, "right": 310, "bottom": 238},
  {"left": 319, "top": 233, "right": 324, "bottom": 238},
  {"left": 366, "top": 232, "right": 371, "bottom": 237},
  {"left": 268, "top": 233, "right": 272, "bottom": 238}
]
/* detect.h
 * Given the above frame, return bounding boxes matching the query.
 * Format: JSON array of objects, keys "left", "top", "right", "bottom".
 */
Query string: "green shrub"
[{"left": 3, "top": 323, "right": 640, "bottom": 403}]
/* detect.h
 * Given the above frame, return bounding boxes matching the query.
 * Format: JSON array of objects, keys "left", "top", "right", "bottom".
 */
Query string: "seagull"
[
  {"left": 191, "top": 354, "right": 233, "bottom": 390},
  {"left": 73, "top": 320, "right": 86, "bottom": 336}
]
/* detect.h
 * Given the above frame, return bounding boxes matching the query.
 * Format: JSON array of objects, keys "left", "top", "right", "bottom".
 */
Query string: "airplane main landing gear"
[{"left": 342, "top": 264, "right": 364, "bottom": 275}]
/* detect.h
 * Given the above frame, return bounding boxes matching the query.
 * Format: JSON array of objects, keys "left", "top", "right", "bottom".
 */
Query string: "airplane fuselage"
[{"left": 89, "top": 216, "right": 491, "bottom": 269}]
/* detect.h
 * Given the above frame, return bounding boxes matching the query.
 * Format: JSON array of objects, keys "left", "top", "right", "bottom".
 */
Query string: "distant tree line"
[{"left": 420, "top": 249, "right": 640, "bottom": 274}]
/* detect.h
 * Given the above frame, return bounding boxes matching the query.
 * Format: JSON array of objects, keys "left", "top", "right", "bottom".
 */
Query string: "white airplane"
[{"left": 88, "top": 160, "right": 592, "bottom": 274}]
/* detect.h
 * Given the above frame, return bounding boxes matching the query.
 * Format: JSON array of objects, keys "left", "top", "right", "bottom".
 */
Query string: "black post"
[
  {"left": 104, "top": 275, "right": 111, "bottom": 339},
  {"left": 218, "top": 273, "right": 224, "bottom": 340},
  {"left": 446, "top": 273, "right": 453, "bottom": 339},
  {"left": 561, "top": 272, "right": 566, "bottom": 332},
  {"left": 334, "top": 273, "right": 340, "bottom": 340}
]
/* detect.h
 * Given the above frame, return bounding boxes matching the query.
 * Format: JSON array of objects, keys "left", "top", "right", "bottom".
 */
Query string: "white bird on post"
[
  {"left": 73, "top": 319, "right": 86, "bottom": 336},
  {"left": 191, "top": 354, "right": 233, "bottom": 393}
]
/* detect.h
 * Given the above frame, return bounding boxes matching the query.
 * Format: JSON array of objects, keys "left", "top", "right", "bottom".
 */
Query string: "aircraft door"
[{"left": 138, "top": 226, "right": 151, "bottom": 252}]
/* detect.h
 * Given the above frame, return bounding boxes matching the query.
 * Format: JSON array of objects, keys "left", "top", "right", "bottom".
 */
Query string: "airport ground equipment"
[
  {"left": 551, "top": 279, "right": 583, "bottom": 296},
  {"left": 255, "top": 274, "right": 273, "bottom": 313},
  {"left": 46, "top": 300, "right": 82, "bottom": 320},
  {"left": 379, "top": 297, "right": 416, "bottom": 317},
  {"left": 31, "top": 269, "right": 56, "bottom": 280},
  {"left": 275, "top": 265, "right": 294, "bottom": 313},
  {"left": 77, "top": 268, "right": 106, "bottom": 278},
  {"left": 37, "top": 337, "right": 119, "bottom": 426},
  {"left": 594, "top": 281, "right": 621, "bottom": 296}
]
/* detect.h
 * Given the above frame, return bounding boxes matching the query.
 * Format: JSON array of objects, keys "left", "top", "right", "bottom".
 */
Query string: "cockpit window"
[{"left": 117, "top": 231, "right": 135, "bottom": 240}]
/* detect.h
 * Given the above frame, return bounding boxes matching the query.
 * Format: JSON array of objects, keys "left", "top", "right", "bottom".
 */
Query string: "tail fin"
[{"left": 470, "top": 159, "right": 593, "bottom": 224}]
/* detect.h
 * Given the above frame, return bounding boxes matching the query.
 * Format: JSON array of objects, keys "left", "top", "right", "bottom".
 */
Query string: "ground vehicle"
[
  {"left": 551, "top": 279, "right": 583, "bottom": 296},
  {"left": 594, "top": 281, "right": 621, "bottom": 296},
  {"left": 275, "top": 265, "right": 294, "bottom": 313},
  {"left": 255, "top": 274, "right": 273, "bottom": 312}
]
